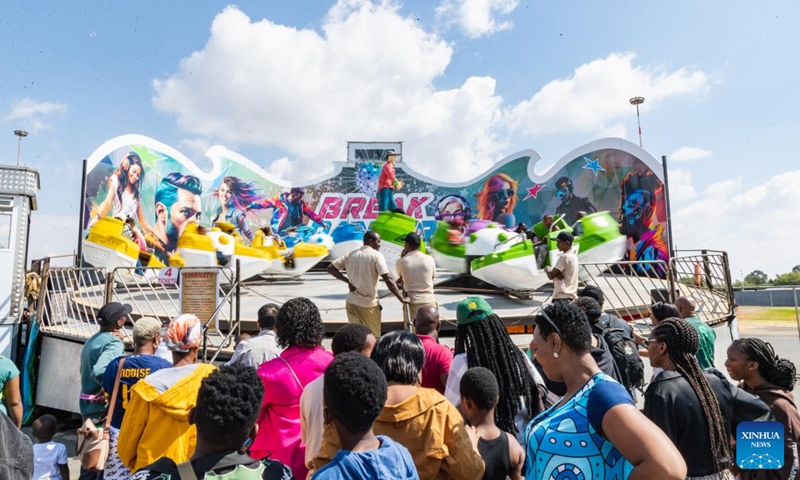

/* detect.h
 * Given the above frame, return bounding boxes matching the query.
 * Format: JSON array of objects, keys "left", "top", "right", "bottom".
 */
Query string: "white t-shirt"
[
  {"left": 300, "top": 375, "right": 325, "bottom": 474},
  {"left": 552, "top": 248, "right": 578, "bottom": 299},
  {"left": 32, "top": 441, "right": 67, "bottom": 479},
  {"left": 108, "top": 174, "right": 138, "bottom": 220},
  {"left": 395, "top": 250, "right": 436, "bottom": 304},
  {"left": 331, "top": 246, "right": 390, "bottom": 307}
]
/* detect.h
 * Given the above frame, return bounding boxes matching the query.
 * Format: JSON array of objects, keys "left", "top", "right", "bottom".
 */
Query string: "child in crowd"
[
  {"left": 460, "top": 367, "right": 525, "bottom": 480},
  {"left": 313, "top": 352, "right": 419, "bottom": 480},
  {"left": 31, "top": 414, "right": 69, "bottom": 480}
]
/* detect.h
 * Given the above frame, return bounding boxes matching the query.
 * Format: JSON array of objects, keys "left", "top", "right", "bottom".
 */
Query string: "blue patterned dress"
[{"left": 524, "top": 373, "right": 634, "bottom": 480}]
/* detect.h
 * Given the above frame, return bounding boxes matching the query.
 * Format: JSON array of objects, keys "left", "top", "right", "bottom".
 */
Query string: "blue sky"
[{"left": 0, "top": 0, "right": 797, "bottom": 277}]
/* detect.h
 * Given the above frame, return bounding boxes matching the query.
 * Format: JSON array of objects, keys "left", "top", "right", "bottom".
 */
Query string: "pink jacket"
[{"left": 251, "top": 345, "right": 333, "bottom": 480}]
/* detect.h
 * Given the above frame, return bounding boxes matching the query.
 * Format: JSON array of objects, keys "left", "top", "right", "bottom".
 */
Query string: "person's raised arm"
[{"left": 602, "top": 404, "right": 686, "bottom": 480}]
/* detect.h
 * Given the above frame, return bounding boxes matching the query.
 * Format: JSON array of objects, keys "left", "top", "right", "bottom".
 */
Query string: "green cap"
[{"left": 456, "top": 296, "right": 493, "bottom": 325}]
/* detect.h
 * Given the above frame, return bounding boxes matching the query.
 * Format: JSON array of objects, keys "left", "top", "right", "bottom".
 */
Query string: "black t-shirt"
[{"left": 130, "top": 450, "right": 294, "bottom": 480}]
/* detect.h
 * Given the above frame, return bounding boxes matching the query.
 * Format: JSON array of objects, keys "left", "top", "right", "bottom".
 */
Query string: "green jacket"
[
  {"left": 684, "top": 316, "right": 716, "bottom": 370},
  {"left": 79, "top": 331, "right": 124, "bottom": 416}
]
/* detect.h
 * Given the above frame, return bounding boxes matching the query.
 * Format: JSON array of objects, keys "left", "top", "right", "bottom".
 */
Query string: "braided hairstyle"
[
  {"left": 454, "top": 313, "right": 541, "bottom": 434},
  {"left": 731, "top": 338, "right": 796, "bottom": 391},
  {"left": 652, "top": 318, "right": 730, "bottom": 472}
]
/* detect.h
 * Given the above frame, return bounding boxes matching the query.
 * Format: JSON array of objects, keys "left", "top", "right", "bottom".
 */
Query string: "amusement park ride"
[{"left": 19, "top": 137, "right": 737, "bottom": 415}]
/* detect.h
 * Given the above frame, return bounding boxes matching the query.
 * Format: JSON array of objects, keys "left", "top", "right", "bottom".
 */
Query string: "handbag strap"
[
  {"left": 104, "top": 356, "right": 127, "bottom": 430},
  {"left": 177, "top": 460, "right": 199, "bottom": 480},
  {"left": 277, "top": 355, "right": 304, "bottom": 392}
]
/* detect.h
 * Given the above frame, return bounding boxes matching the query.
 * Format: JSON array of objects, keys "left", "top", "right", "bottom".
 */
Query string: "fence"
[
  {"left": 36, "top": 263, "right": 242, "bottom": 363},
  {"left": 735, "top": 287, "right": 800, "bottom": 307},
  {"left": 578, "top": 250, "right": 735, "bottom": 333},
  {"left": 733, "top": 286, "right": 800, "bottom": 388}
]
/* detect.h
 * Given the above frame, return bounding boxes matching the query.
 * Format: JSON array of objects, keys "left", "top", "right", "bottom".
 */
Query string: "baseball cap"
[
  {"left": 164, "top": 314, "right": 203, "bottom": 352},
  {"left": 97, "top": 302, "right": 132, "bottom": 326},
  {"left": 132, "top": 317, "right": 163, "bottom": 343},
  {"left": 556, "top": 231, "right": 574, "bottom": 243},
  {"left": 456, "top": 296, "right": 493, "bottom": 325}
]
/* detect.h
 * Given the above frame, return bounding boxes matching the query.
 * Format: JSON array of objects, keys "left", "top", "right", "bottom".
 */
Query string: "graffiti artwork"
[{"left": 82, "top": 136, "right": 668, "bottom": 267}]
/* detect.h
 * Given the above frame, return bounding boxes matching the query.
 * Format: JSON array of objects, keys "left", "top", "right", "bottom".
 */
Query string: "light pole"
[
  {"left": 14, "top": 130, "right": 28, "bottom": 166},
  {"left": 629, "top": 96, "right": 644, "bottom": 147}
]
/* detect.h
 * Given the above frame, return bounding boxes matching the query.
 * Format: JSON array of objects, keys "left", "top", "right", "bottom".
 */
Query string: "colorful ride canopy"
[{"left": 82, "top": 135, "right": 668, "bottom": 264}]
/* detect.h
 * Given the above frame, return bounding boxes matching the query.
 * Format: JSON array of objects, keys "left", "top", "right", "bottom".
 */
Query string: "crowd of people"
[
  {"left": 1, "top": 295, "right": 792, "bottom": 479},
  {"left": 0, "top": 231, "right": 798, "bottom": 479}
]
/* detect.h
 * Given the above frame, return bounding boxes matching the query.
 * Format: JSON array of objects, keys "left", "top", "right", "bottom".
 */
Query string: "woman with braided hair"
[
  {"left": 444, "top": 297, "right": 547, "bottom": 438},
  {"left": 644, "top": 317, "right": 735, "bottom": 479},
  {"left": 727, "top": 338, "right": 800, "bottom": 479},
  {"left": 525, "top": 301, "right": 685, "bottom": 480}
]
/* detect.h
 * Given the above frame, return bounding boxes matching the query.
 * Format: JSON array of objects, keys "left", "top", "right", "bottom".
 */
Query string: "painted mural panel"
[{"left": 83, "top": 136, "right": 667, "bottom": 268}]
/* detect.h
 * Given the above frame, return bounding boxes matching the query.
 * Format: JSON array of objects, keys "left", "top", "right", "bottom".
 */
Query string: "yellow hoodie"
[{"left": 117, "top": 363, "right": 216, "bottom": 472}]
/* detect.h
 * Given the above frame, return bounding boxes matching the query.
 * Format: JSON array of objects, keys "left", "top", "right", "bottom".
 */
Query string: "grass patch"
[{"left": 737, "top": 306, "right": 799, "bottom": 322}]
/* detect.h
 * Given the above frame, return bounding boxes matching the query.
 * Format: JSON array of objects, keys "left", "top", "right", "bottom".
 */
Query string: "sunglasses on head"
[
  {"left": 536, "top": 305, "right": 562, "bottom": 339},
  {"left": 494, "top": 188, "right": 515, "bottom": 200}
]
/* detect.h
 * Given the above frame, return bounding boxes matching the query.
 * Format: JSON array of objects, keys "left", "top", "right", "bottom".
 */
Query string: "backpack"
[{"left": 602, "top": 327, "right": 645, "bottom": 392}]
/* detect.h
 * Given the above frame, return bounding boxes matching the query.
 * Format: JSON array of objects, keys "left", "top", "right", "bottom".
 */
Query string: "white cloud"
[
  {"left": 153, "top": 2, "right": 507, "bottom": 182},
  {"left": 152, "top": 4, "right": 711, "bottom": 184},
  {"left": 436, "top": 0, "right": 519, "bottom": 38},
  {"left": 506, "top": 53, "right": 710, "bottom": 138},
  {"left": 5, "top": 98, "right": 69, "bottom": 133},
  {"left": 671, "top": 146, "right": 712, "bottom": 162},
  {"left": 672, "top": 170, "right": 800, "bottom": 277},
  {"left": 667, "top": 168, "right": 696, "bottom": 202},
  {"left": 266, "top": 157, "right": 292, "bottom": 179},
  {"left": 179, "top": 138, "right": 212, "bottom": 158}
]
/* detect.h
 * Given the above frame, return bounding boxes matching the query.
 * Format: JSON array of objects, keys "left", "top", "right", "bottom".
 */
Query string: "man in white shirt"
[
  {"left": 546, "top": 231, "right": 578, "bottom": 302},
  {"left": 327, "top": 231, "right": 409, "bottom": 337},
  {"left": 396, "top": 233, "right": 436, "bottom": 328},
  {"left": 226, "top": 303, "right": 282, "bottom": 368}
]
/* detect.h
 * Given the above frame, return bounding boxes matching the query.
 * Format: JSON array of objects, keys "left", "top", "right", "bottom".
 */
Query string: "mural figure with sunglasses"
[
  {"left": 435, "top": 194, "right": 472, "bottom": 243},
  {"left": 477, "top": 173, "right": 518, "bottom": 225},
  {"left": 554, "top": 176, "right": 596, "bottom": 226}
]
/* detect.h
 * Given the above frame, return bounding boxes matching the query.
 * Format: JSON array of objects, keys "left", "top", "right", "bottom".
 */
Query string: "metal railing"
[
  {"left": 577, "top": 251, "right": 735, "bottom": 336},
  {"left": 35, "top": 264, "right": 242, "bottom": 363},
  {"left": 671, "top": 250, "right": 735, "bottom": 327}
]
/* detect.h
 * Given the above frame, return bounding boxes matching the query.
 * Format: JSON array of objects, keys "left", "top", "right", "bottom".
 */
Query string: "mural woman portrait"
[
  {"left": 477, "top": 172, "right": 518, "bottom": 226},
  {"left": 94, "top": 153, "right": 153, "bottom": 234},
  {"left": 211, "top": 176, "right": 264, "bottom": 241}
]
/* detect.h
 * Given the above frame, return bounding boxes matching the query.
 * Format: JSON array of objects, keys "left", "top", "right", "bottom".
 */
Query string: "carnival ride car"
[
  {"left": 174, "top": 222, "right": 329, "bottom": 278},
  {"left": 368, "top": 211, "right": 427, "bottom": 278},
  {"left": 430, "top": 211, "right": 627, "bottom": 292},
  {"left": 83, "top": 218, "right": 329, "bottom": 281},
  {"left": 82, "top": 217, "right": 166, "bottom": 281}
]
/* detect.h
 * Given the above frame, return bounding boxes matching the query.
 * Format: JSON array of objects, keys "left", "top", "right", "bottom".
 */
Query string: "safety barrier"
[{"left": 36, "top": 264, "right": 242, "bottom": 363}]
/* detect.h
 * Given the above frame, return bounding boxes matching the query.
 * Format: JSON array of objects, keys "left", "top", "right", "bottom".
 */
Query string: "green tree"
[
  {"left": 744, "top": 270, "right": 769, "bottom": 286},
  {"left": 773, "top": 272, "right": 800, "bottom": 286},
  {"left": 793, "top": 265, "right": 800, "bottom": 274}
]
